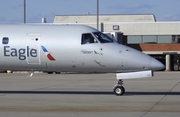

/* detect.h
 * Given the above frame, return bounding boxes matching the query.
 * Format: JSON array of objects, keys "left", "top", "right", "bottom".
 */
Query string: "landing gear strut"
[
  {"left": 113, "top": 79, "right": 125, "bottom": 96},
  {"left": 30, "top": 69, "right": 34, "bottom": 77}
]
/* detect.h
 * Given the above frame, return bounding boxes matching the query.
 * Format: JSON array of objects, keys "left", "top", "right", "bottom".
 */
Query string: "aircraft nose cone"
[{"left": 151, "top": 58, "right": 165, "bottom": 70}]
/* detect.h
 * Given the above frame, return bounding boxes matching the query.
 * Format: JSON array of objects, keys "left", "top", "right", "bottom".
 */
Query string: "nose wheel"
[{"left": 113, "top": 79, "right": 125, "bottom": 96}]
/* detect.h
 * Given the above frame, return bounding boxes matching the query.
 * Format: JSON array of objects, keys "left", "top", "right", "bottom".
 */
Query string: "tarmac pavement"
[{"left": 0, "top": 72, "right": 180, "bottom": 117}]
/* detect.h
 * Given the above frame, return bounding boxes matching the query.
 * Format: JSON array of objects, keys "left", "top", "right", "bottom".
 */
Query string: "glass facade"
[
  {"left": 127, "top": 35, "right": 180, "bottom": 44},
  {"left": 127, "top": 36, "right": 142, "bottom": 44},
  {"left": 143, "top": 36, "right": 157, "bottom": 44}
]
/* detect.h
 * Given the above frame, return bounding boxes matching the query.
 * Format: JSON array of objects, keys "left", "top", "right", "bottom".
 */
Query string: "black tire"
[
  {"left": 47, "top": 72, "right": 53, "bottom": 74},
  {"left": 55, "top": 72, "right": 61, "bottom": 74},
  {"left": 113, "top": 86, "right": 125, "bottom": 96}
]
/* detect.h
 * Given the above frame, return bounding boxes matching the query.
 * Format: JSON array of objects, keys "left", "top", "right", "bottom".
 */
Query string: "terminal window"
[{"left": 127, "top": 35, "right": 173, "bottom": 44}]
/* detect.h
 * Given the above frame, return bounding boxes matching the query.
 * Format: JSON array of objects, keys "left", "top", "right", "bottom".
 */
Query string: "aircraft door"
[{"left": 26, "top": 34, "right": 40, "bottom": 64}]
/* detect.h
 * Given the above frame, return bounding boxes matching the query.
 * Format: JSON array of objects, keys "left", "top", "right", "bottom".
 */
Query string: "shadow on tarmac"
[{"left": 0, "top": 91, "right": 180, "bottom": 95}]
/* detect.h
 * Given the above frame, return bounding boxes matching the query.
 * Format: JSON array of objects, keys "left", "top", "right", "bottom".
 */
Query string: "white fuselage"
[{"left": 0, "top": 24, "right": 164, "bottom": 72}]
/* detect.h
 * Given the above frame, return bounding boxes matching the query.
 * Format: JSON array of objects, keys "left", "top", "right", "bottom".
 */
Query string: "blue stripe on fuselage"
[{"left": 41, "top": 46, "right": 48, "bottom": 52}]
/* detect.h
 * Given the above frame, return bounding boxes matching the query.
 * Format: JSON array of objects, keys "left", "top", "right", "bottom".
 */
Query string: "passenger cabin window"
[
  {"left": 2, "top": 37, "right": 9, "bottom": 44},
  {"left": 93, "top": 32, "right": 114, "bottom": 43},
  {"left": 81, "top": 33, "right": 97, "bottom": 44}
]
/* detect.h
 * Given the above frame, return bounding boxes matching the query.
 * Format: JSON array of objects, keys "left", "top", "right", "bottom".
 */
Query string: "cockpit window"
[
  {"left": 81, "top": 33, "right": 97, "bottom": 44},
  {"left": 93, "top": 32, "right": 114, "bottom": 43}
]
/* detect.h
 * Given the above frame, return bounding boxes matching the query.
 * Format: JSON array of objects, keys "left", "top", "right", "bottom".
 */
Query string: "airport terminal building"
[{"left": 54, "top": 14, "right": 180, "bottom": 71}]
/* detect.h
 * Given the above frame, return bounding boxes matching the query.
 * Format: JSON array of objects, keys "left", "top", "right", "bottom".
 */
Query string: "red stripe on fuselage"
[{"left": 47, "top": 54, "right": 56, "bottom": 61}]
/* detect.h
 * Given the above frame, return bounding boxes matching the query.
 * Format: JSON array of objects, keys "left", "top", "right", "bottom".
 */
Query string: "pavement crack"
[{"left": 140, "top": 80, "right": 180, "bottom": 117}]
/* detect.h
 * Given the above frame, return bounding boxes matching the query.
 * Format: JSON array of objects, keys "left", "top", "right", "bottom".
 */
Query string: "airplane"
[{"left": 0, "top": 24, "right": 165, "bottom": 96}]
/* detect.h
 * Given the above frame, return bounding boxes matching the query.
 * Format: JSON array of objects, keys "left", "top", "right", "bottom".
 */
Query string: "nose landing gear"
[{"left": 113, "top": 79, "right": 125, "bottom": 96}]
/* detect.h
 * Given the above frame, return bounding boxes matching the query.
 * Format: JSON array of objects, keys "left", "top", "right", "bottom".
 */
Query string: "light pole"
[
  {"left": 24, "top": 0, "right": 26, "bottom": 23},
  {"left": 97, "top": 0, "right": 99, "bottom": 30}
]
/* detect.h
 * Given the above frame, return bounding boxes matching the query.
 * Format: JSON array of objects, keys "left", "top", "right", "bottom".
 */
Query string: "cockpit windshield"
[{"left": 93, "top": 32, "right": 114, "bottom": 43}]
